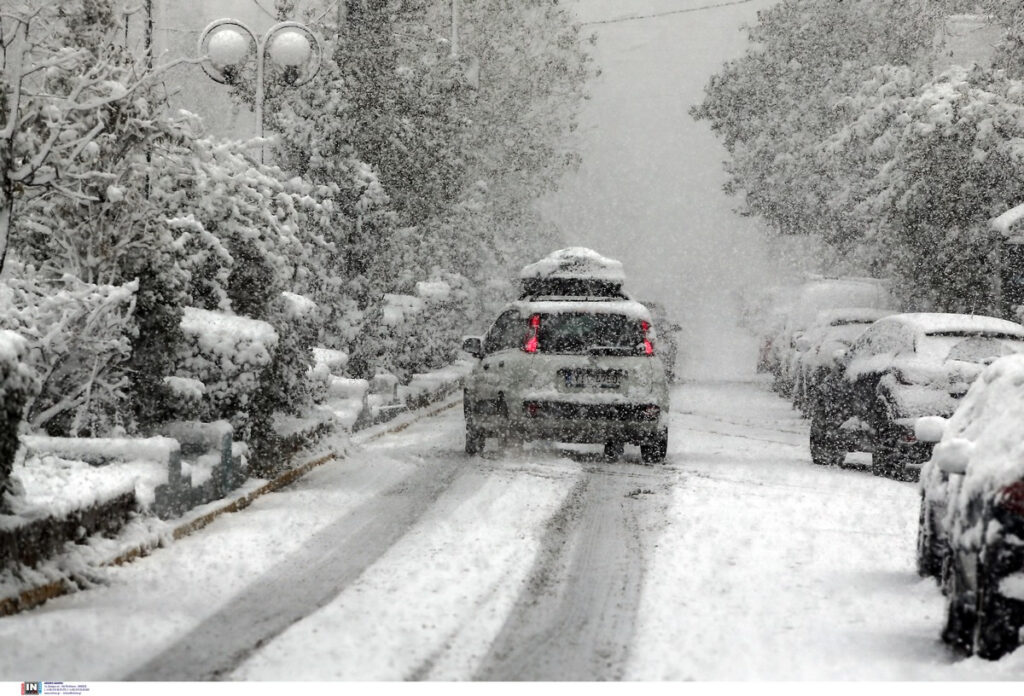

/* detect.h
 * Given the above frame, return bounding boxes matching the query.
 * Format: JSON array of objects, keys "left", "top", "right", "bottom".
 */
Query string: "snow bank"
[
  {"left": 518, "top": 247, "right": 625, "bottom": 282},
  {"left": 280, "top": 292, "right": 318, "bottom": 320},
  {"left": 21, "top": 435, "right": 180, "bottom": 466},
  {"left": 9, "top": 452, "right": 167, "bottom": 518},
  {"left": 381, "top": 294, "right": 425, "bottom": 327},
  {"left": 312, "top": 347, "right": 348, "bottom": 375},
  {"left": 415, "top": 281, "right": 451, "bottom": 302},
  {"left": 163, "top": 376, "right": 205, "bottom": 402}
]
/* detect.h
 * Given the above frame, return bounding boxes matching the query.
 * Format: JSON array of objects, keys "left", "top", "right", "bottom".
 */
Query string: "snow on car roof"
[
  {"left": 881, "top": 312, "right": 1024, "bottom": 337},
  {"left": 509, "top": 299, "right": 652, "bottom": 322},
  {"left": 813, "top": 307, "right": 894, "bottom": 326},
  {"left": 518, "top": 247, "right": 626, "bottom": 282}
]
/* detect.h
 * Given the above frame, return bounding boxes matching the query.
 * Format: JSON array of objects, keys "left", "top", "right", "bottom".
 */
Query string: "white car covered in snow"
[
  {"left": 461, "top": 248, "right": 670, "bottom": 462},
  {"left": 809, "top": 313, "right": 1024, "bottom": 479},
  {"left": 769, "top": 276, "right": 892, "bottom": 396},
  {"left": 914, "top": 354, "right": 1024, "bottom": 659},
  {"left": 789, "top": 307, "right": 895, "bottom": 412}
]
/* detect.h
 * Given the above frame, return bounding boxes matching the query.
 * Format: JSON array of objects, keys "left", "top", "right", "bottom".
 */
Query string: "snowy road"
[{"left": 3, "top": 352, "right": 1021, "bottom": 679}]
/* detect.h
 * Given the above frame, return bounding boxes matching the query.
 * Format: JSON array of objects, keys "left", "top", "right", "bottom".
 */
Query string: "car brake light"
[
  {"left": 641, "top": 321, "right": 654, "bottom": 356},
  {"left": 997, "top": 480, "right": 1024, "bottom": 518},
  {"left": 523, "top": 314, "right": 540, "bottom": 353}
]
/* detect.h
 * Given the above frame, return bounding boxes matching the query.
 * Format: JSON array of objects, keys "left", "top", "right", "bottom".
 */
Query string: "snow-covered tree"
[
  {"left": 842, "top": 66, "right": 1024, "bottom": 311},
  {"left": 692, "top": 0, "right": 954, "bottom": 242},
  {"left": 259, "top": 0, "right": 588, "bottom": 379}
]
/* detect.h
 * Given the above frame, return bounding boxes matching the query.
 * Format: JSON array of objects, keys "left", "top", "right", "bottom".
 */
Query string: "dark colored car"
[
  {"left": 808, "top": 313, "right": 1024, "bottom": 480},
  {"left": 913, "top": 354, "right": 1024, "bottom": 659}
]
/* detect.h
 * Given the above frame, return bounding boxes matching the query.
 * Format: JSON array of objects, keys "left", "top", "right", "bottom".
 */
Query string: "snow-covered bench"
[{"left": 147, "top": 420, "right": 247, "bottom": 513}]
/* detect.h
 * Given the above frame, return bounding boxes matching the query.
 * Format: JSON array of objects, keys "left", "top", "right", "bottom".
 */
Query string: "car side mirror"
[
  {"left": 914, "top": 416, "right": 947, "bottom": 444},
  {"left": 932, "top": 437, "right": 972, "bottom": 476},
  {"left": 794, "top": 336, "right": 813, "bottom": 352},
  {"left": 832, "top": 348, "right": 848, "bottom": 365},
  {"left": 461, "top": 336, "right": 484, "bottom": 359}
]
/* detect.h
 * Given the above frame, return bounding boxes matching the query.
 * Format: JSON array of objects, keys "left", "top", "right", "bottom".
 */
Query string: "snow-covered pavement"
[{"left": 2, "top": 327, "right": 1022, "bottom": 680}]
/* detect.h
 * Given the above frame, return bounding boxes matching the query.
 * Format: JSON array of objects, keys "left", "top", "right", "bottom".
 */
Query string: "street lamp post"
[{"left": 198, "top": 18, "right": 322, "bottom": 163}]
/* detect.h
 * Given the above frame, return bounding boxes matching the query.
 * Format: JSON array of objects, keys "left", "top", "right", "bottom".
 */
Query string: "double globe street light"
[{"left": 198, "top": 19, "right": 323, "bottom": 163}]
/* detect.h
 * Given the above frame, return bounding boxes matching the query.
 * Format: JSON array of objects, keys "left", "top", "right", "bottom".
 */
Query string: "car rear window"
[
  {"left": 919, "top": 333, "right": 1024, "bottom": 363},
  {"left": 537, "top": 313, "right": 645, "bottom": 355}
]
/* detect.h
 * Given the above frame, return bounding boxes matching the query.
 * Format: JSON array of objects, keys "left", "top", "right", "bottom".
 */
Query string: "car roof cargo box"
[{"left": 518, "top": 247, "right": 628, "bottom": 300}]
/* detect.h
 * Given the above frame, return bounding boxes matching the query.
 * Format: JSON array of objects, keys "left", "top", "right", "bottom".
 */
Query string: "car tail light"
[
  {"left": 997, "top": 480, "right": 1024, "bottom": 518},
  {"left": 524, "top": 401, "right": 539, "bottom": 417},
  {"left": 523, "top": 314, "right": 540, "bottom": 353},
  {"left": 641, "top": 321, "right": 654, "bottom": 356}
]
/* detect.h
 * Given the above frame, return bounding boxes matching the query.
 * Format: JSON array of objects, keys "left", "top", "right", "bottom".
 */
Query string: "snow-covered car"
[
  {"left": 808, "top": 313, "right": 1024, "bottom": 479},
  {"left": 913, "top": 355, "right": 1024, "bottom": 659},
  {"left": 637, "top": 300, "right": 680, "bottom": 383},
  {"left": 789, "top": 307, "right": 895, "bottom": 412},
  {"left": 771, "top": 277, "right": 891, "bottom": 396},
  {"left": 461, "top": 248, "right": 669, "bottom": 462}
]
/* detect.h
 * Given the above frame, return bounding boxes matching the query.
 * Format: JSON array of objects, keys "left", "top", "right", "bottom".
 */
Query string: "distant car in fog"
[
  {"left": 789, "top": 307, "right": 895, "bottom": 412},
  {"left": 772, "top": 277, "right": 892, "bottom": 396},
  {"left": 637, "top": 300, "right": 680, "bottom": 383}
]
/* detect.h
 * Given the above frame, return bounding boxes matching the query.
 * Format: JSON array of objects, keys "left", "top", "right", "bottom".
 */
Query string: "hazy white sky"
[{"left": 541, "top": 0, "right": 779, "bottom": 340}]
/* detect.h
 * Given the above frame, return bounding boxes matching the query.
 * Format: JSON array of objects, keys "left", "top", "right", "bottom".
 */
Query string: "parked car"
[
  {"left": 771, "top": 277, "right": 891, "bottom": 396},
  {"left": 789, "top": 307, "right": 895, "bottom": 413},
  {"left": 913, "top": 354, "right": 1024, "bottom": 659},
  {"left": 808, "top": 313, "right": 1024, "bottom": 479},
  {"left": 461, "top": 248, "right": 670, "bottom": 462}
]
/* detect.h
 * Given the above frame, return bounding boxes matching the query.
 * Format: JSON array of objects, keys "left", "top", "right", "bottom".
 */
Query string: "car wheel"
[
  {"left": 916, "top": 497, "right": 943, "bottom": 579},
  {"left": 641, "top": 430, "right": 668, "bottom": 464},
  {"left": 809, "top": 413, "right": 844, "bottom": 467},
  {"left": 603, "top": 440, "right": 625, "bottom": 460},
  {"left": 464, "top": 397, "right": 485, "bottom": 455},
  {"left": 871, "top": 417, "right": 905, "bottom": 479},
  {"left": 972, "top": 546, "right": 1023, "bottom": 660},
  {"left": 941, "top": 553, "right": 976, "bottom": 654}
]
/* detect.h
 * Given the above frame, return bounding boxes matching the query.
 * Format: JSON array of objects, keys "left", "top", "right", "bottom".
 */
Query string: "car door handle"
[
  {"left": 498, "top": 361, "right": 505, "bottom": 367},
  {"left": 483, "top": 363, "right": 490, "bottom": 370}
]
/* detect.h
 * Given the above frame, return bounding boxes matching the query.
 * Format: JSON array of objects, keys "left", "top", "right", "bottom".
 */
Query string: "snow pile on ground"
[
  {"left": 415, "top": 281, "right": 451, "bottom": 301},
  {"left": 8, "top": 452, "right": 167, "bottom": 517},
  {"left": 280, "top": 292, "right": 318, "bottom": 320},
  {"left": 518, "top": 247, "right": 625, "bottom": 282},
  {"left": 312, "top": 347, "right": 348, "bottom": 375},
  {"left": 381, "top": 293, "right": 425, "bottom": 327}
]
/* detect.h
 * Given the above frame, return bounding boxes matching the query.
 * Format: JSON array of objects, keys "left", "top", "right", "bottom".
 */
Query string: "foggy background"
[{"left": 541, "top": 0, "right": 780, "bottom": 379}]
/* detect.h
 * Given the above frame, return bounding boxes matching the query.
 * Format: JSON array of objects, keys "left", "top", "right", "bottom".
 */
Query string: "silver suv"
[{"left": 461, "top": 297, "right": 670, "bottom": 462}]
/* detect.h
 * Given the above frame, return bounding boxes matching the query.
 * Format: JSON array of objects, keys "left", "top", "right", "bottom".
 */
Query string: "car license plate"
[{"left": 562, "top": 369, "right": 623, "bottom": 389}]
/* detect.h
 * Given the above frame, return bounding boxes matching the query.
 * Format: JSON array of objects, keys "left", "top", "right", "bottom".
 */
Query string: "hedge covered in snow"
[
  {"left": 0, "top": 331, "right": 36, "bottom": 506},
  {"left": 176, "top": 308, "right": 278, "bottom": 440}
]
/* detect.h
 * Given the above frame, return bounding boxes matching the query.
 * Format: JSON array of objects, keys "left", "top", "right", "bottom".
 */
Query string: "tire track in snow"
[
  {"left": 125, "top": 454, "right": 474, "bottom": 681},
  {"left": 475, "top": 465, "right": 661, "bottom": 680}
]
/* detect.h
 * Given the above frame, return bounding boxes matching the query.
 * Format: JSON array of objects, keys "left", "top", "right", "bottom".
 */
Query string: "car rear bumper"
[{"left": 474, "top": 398, "right": 666, "bottom": 444}]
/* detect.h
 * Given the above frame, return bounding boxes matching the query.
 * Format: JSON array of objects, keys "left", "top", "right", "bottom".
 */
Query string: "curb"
[{"left": 0, "top": 394, "right": 461, "bottom": 617}]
